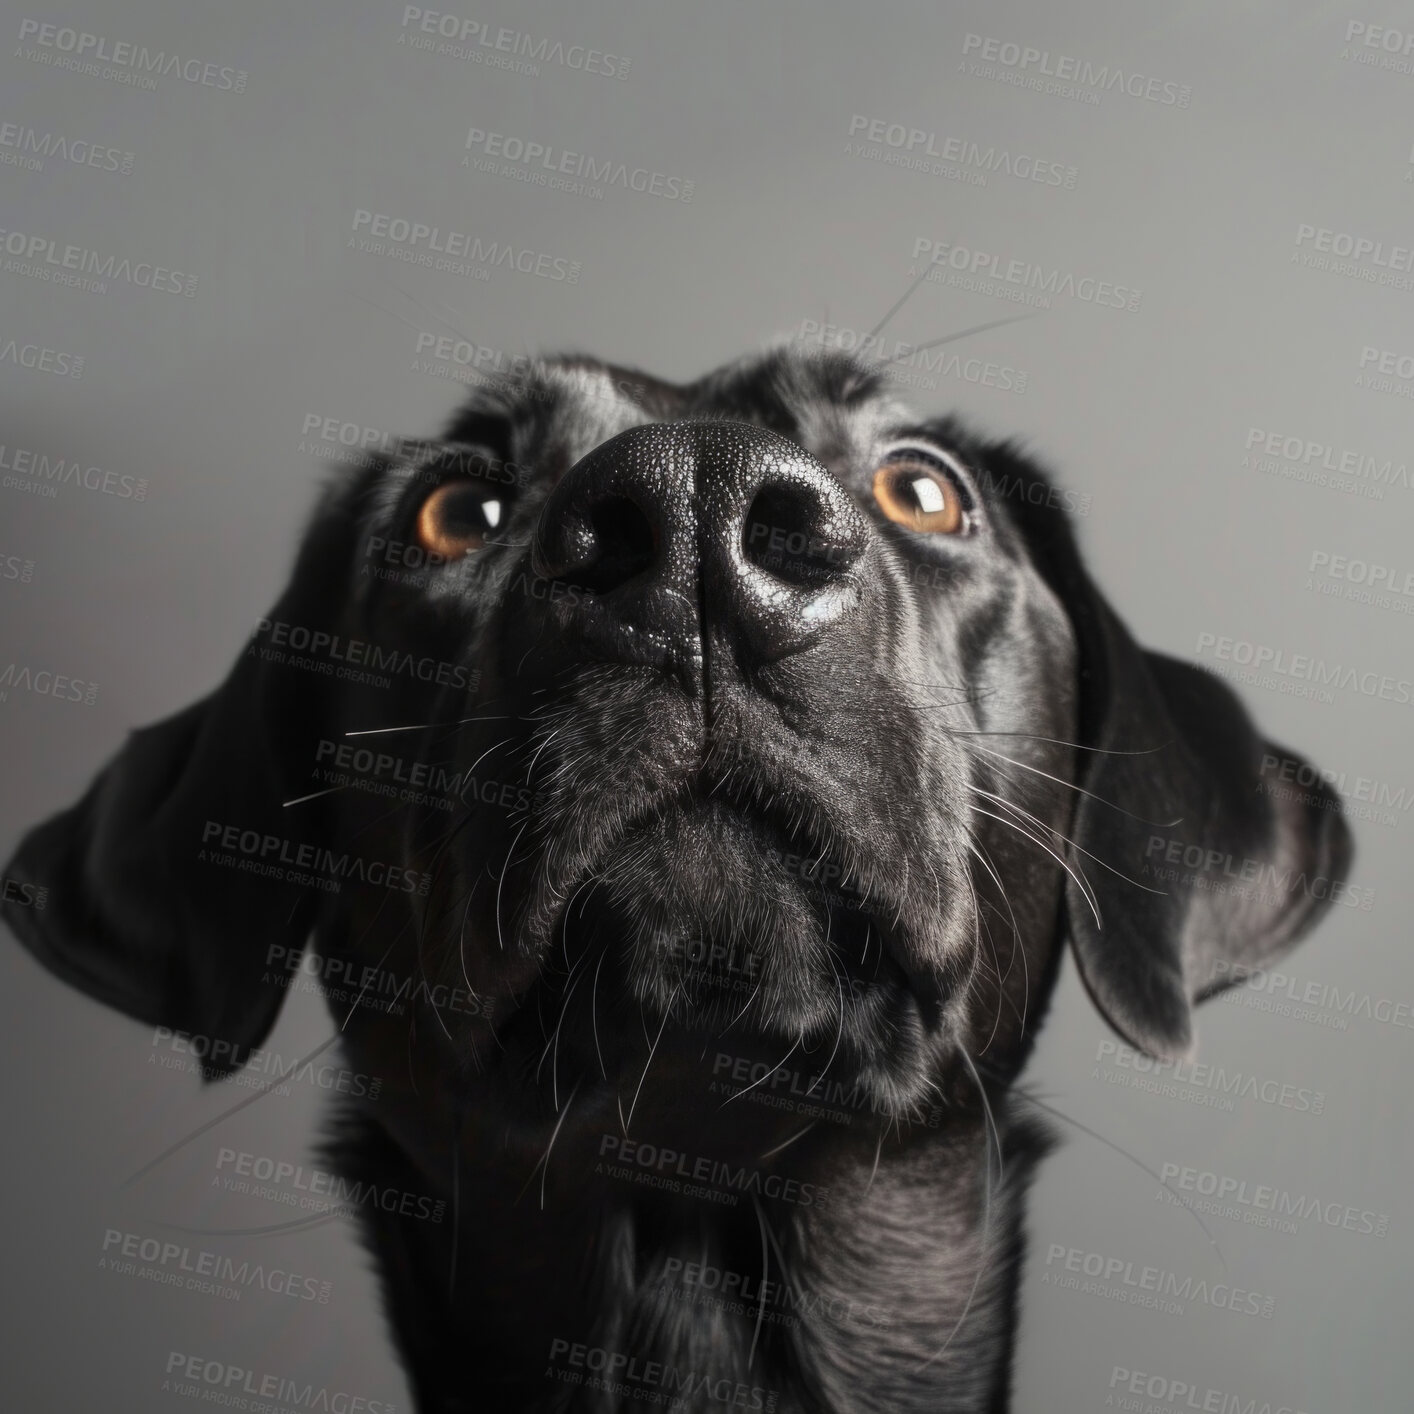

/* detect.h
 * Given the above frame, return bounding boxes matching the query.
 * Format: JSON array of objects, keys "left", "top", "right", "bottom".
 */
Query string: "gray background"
[{"left": 1, "top": 1, "right": 1410, "bottom": 1409}]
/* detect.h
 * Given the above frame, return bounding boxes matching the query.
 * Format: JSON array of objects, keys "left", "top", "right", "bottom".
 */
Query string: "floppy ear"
[
  {"left": 1, "top": 492, "right": 360, "bottom": 1078},
  {"left": 988, "top": 443, "right": 1354, "bottom": 1060}
]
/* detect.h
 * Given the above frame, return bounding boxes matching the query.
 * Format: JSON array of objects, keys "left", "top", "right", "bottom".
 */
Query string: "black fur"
[{"left": 3, "top": 347, "right": 1352, "bottom": 1411}]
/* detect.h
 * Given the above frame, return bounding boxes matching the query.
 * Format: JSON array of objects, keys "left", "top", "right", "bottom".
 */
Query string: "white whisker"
[
  {"left": 345, "top": 714, "right": 513, "bottom": 737},
  {"left": 968, "top": 799, "right": 1103, "bottom": 930},
  {"left": 283, "top": 785, "right": 347, "bottom": 808}
]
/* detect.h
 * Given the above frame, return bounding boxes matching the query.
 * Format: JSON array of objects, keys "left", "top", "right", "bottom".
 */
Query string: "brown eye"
[
  {"left": 415, "top": 481, "right": 504, "bottom": 560},
  {"left": 872, "top": 458, "right": 968, "bottom": 535}
]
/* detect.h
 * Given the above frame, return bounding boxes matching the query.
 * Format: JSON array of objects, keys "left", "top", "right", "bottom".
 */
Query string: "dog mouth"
[
  {"left": 563, "top": 880, "right": 915, "bottom": 1022},
  {"left": 516, "top": 787, "right": 952, "bottom": 1084}
]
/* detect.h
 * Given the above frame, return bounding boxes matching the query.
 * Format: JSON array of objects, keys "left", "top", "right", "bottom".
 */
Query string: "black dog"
[{"left": 3, "top": 347, "right": 1350, "bottom": 1412}]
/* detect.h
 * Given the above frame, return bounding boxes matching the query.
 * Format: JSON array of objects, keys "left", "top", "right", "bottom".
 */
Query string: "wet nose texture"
[{"left": 531, "top": 420, "right": 872, "bottom": 680}]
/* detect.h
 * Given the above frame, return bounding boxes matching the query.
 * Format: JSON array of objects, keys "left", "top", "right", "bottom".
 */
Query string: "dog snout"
[{"left": 531, "top": 420, "right": 872, "bottom": 668}]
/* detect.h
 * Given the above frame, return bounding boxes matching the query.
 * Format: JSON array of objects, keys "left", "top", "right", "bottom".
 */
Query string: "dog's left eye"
[
  {"left": 872, "top": 455, "right": 969, "bottom": 535},
  {"left": 415, "top": 481, "right": 505, "bottom": 560}
]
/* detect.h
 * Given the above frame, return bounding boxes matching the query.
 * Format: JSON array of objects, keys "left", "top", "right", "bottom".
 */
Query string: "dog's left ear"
[
  {"left": 989, "top": 443, "right": 1354, "bottom": 1060},
  {"left": 0, "top": 491, "right": 360, "bottom": 1077}
]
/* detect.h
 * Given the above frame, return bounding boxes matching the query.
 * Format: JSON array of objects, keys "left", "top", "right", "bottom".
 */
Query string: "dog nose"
[{"left": 531, "top": 421, "right": 871, "bottom": 666}]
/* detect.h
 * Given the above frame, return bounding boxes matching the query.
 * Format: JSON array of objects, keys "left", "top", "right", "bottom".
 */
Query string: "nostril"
[
  {"left": 573, "top": 495, "right": 659, "bottom": 594},
  {"left": 743, "top": 484, "right": 860, "bottom": 587}
]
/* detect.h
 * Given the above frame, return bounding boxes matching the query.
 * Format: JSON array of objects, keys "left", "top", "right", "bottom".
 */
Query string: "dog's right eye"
[
  {"left": 415, "top": 481, "right": 505, "bottom": 560},
  {"left": 872, "top": 455, "right": 970, "bottom": 536}
]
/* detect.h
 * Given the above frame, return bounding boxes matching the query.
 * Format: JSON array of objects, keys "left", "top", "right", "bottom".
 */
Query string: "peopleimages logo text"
[
  {"left": 16, "top": 19, "right": 248, "bottom": 90},
  {"left": 464, "top": 127, "right": 692, "bottom": 200},
  {"left": 911, "top": 236, "right": 1142, "bottom": 310},
  {"left": 847, "top": 114, "right": 1077, "bottom": 187},
  {"left": 252, "top": 616, "right": 476, "bottom": 692},
  {"left": 1108, "top": 1366, "right": 1309, "bottom": 1414},
  {"left": 101, "top": 1228, "right": 333, "bottom": 1303},
  {"left": 0, "top": 121, "right": 133, "bottom": 174},
  {"left": 0, "top": 226, "right": 197, "bottom": 294},
  {"left": 598, "top": 1134, "right": 830, "bottom": 1208},
  {"left": 162, "top": 1352, "right": 391, "bottom": 1412},
  {"left": 959, "top": 33, "right": 1191, "bottom": 106},
  {"left": 546, "top": 1339, "right": 778, "bottom": 1411},
  {"left": 399, "top": 7, "right": 629, "bottom": 78},
  {"left": 1157, "top": 1163, "right": 1389, "bottom": 1238},
  {"left": 215, "top": 1146, "right": 444, "bottom": 1223},
  {"left": 1196, "top": 631, "right": 1414, "bottom": 707},
  {"left": 1042, "top": 1243, "right": 1273, "bottom": 1318},
  {"left": 199, "top": 821, "right": 432, "bottom": 897},
  {"left": 1095, "top": 1039, "right": 1325, "bottom": 1115},
  {"left": 350, "top": 209, "right": 579, "bottom": 281}
]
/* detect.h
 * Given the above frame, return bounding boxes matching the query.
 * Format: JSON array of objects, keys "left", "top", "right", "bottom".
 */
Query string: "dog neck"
[{"left": 331, "top": 1096, "right": 1048, "bottom": 1413}]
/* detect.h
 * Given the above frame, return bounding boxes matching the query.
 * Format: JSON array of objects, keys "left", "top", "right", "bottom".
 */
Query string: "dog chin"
[{"left": 533, "top": 799, "right": 954, "bottom": 1111}]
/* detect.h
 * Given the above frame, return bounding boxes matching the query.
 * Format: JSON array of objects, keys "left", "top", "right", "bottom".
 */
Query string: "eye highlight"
[
  {"left": 872, "top": 452, "right": 970, "bottom": 535},
  {"left": 415, "top": 481, "right": 504, "bottom": 560}
]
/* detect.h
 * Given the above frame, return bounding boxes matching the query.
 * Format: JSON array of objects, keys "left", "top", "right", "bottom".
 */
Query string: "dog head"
[{"left": 2, "top": 347, "right": 1351, "bottom": 1138}]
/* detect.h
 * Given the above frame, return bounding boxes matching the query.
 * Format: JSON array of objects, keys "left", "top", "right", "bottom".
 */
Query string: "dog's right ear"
[
  {"left": 1, "top": 489, "right": 362, "bottom": 1078},
  {"left": 979, "top": 439, "right": 1353, "bottom": 1063}
]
